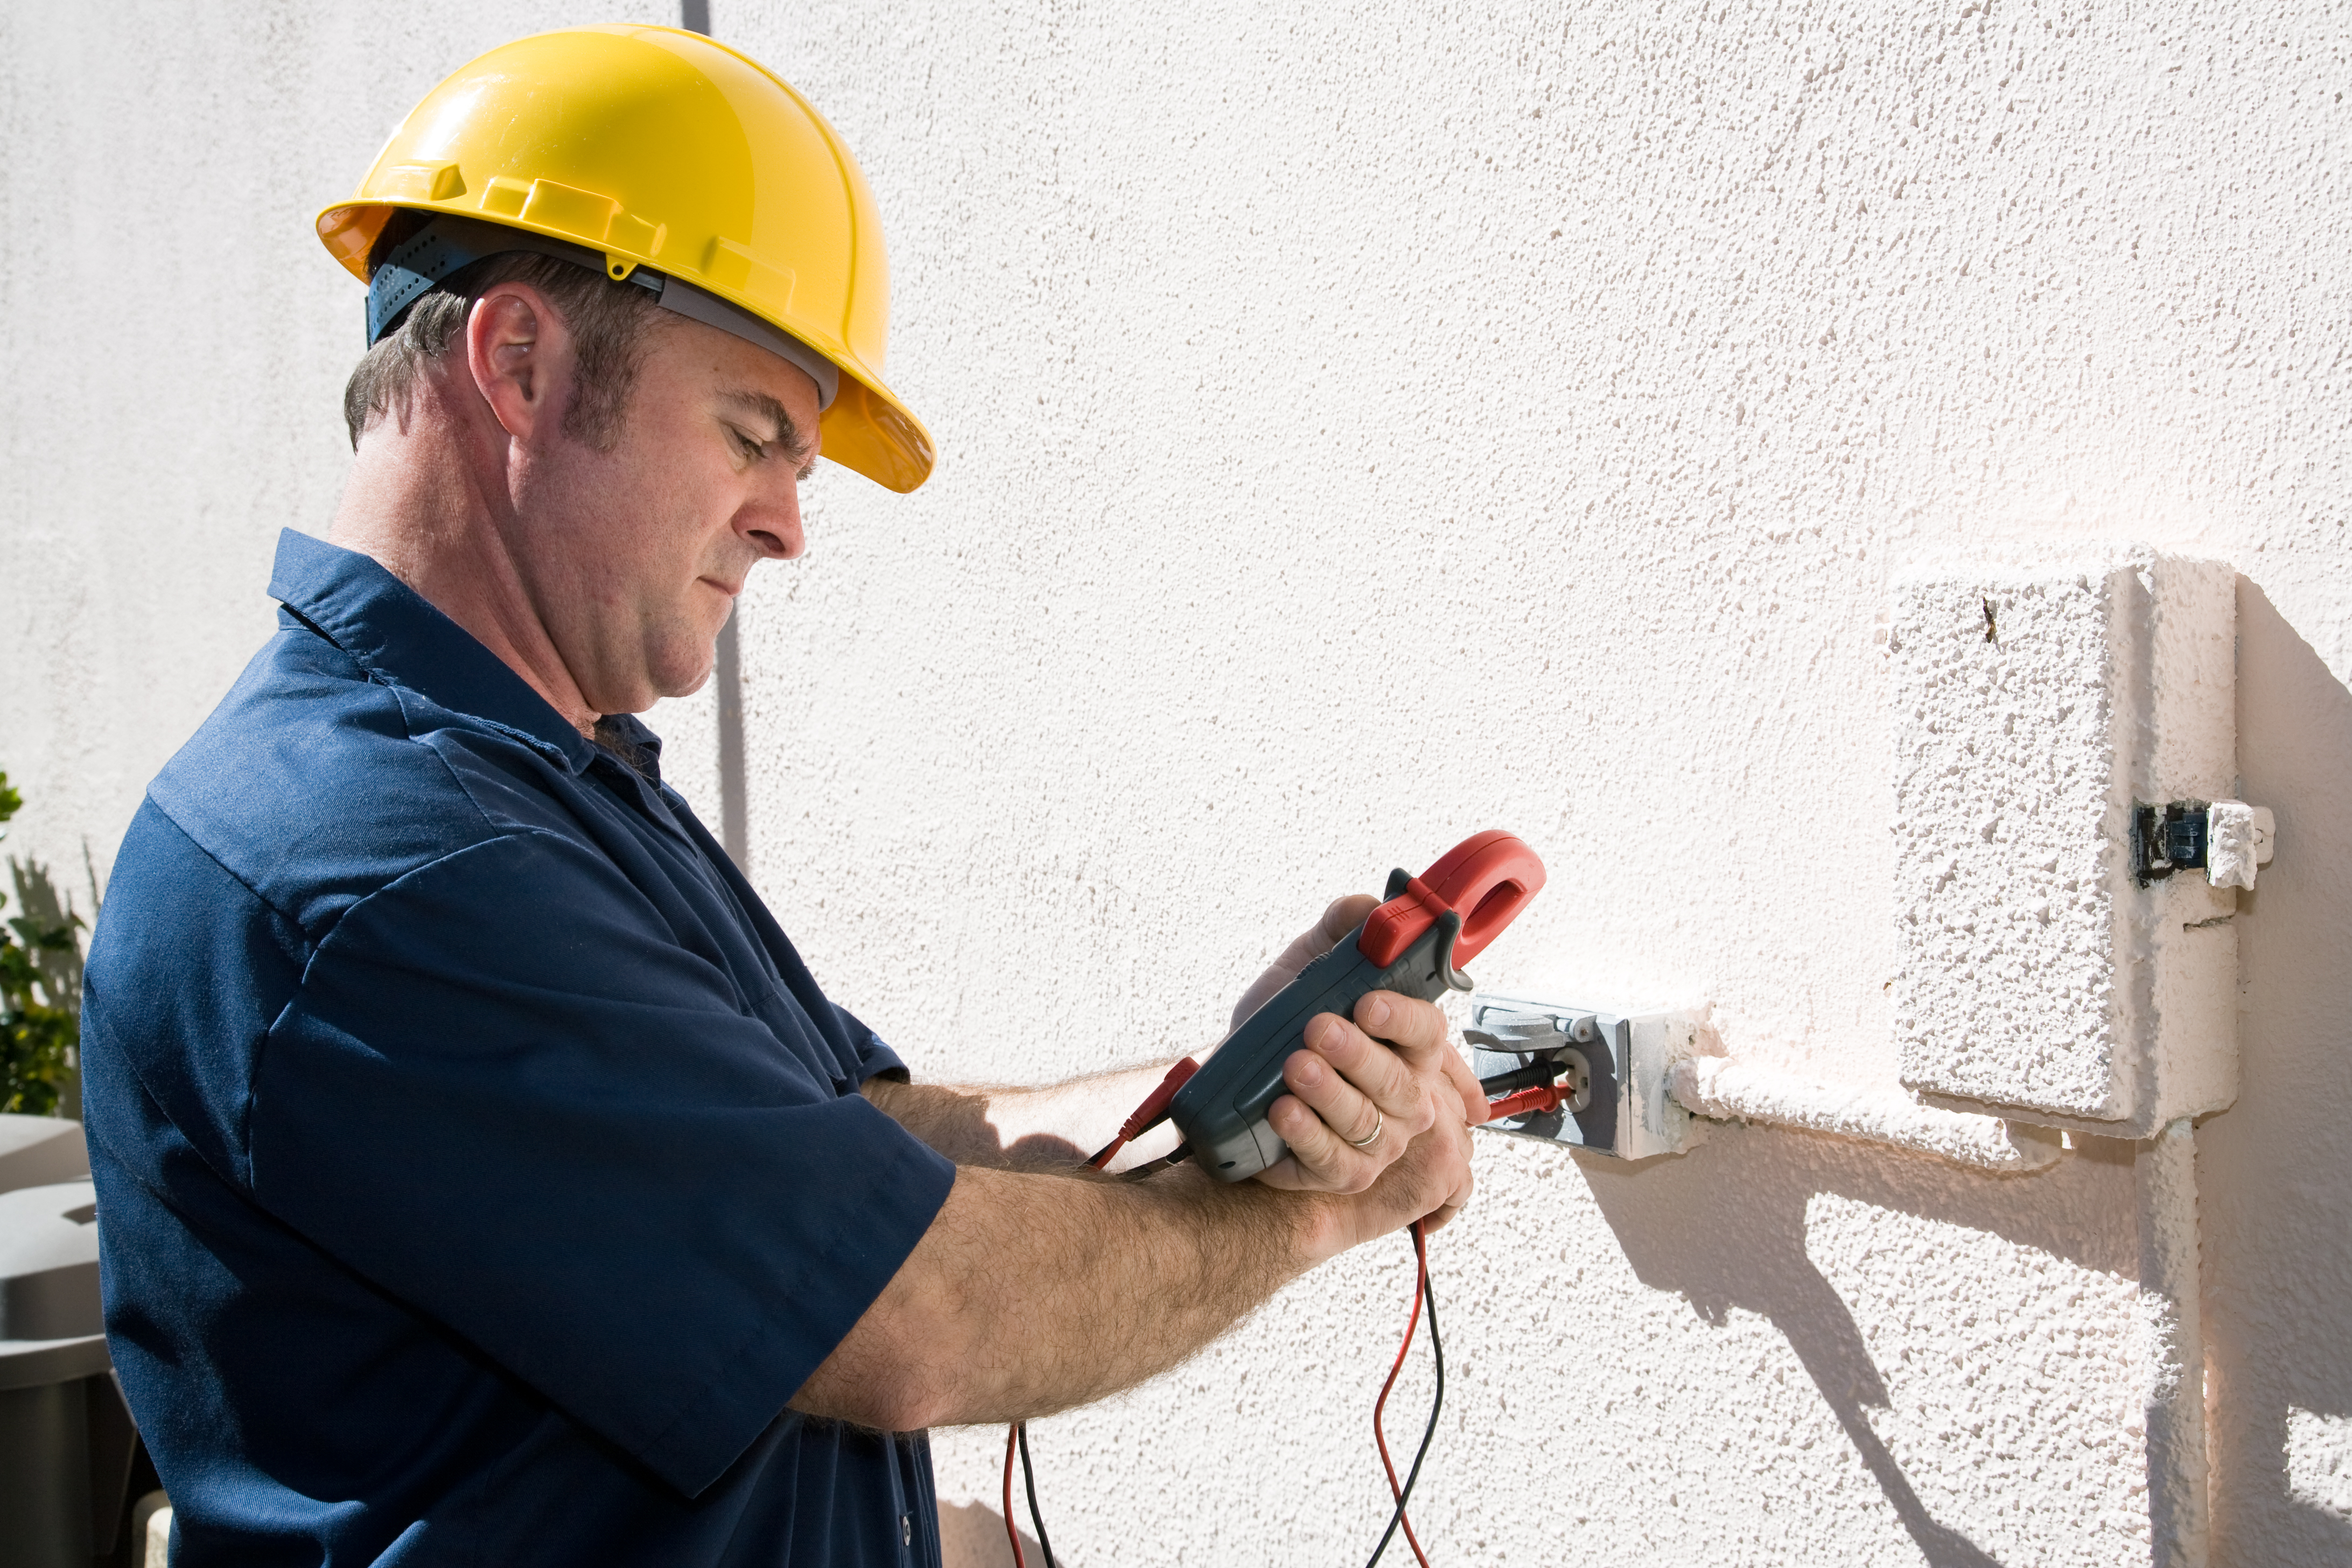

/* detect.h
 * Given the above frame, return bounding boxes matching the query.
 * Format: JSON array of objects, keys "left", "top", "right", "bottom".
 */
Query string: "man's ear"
[{"left": 464, "top": 283, "right": 572, "bottom": 442}]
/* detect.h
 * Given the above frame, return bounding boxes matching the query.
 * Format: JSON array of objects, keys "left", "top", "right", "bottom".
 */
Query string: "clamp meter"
[{"left": 1168, "top": 830, "right": 1546, "bottom": 1181}]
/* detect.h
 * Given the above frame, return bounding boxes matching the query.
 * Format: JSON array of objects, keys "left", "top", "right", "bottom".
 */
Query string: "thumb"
[{"left": 1229, "top": 893, "right": 1377, "bottom": 1030}]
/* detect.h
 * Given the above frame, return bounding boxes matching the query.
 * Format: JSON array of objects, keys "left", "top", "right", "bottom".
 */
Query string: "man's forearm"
[
  {"left": 789, "top": 1159, "right": 1341, "bottom": 1430},
  {"left": 813, "top": 982, "right": 1478, "bottom": 1431}
]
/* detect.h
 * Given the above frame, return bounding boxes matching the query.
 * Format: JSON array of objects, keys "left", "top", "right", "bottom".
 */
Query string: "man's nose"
[{"left": 739, "top": 478, "right": 804, "bottom": 562}]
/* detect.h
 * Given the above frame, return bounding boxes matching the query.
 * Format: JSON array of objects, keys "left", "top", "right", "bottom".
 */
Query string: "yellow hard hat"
[{"left": 317, "top": 24, "right": 934, "bottom": 493}]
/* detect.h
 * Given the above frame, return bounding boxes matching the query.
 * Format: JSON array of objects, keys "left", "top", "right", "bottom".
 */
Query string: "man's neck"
[{"left": 328, "top": 395, "right": 600, "bottom": 737}]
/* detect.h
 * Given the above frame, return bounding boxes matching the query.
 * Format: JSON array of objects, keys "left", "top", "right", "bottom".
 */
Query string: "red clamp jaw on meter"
[
  {"left": 1164, "top": 831, "right": 1546, "bottom": 1181},
  {"left": 1355, "top": 829, "right": 1546, "bottom": 972}
]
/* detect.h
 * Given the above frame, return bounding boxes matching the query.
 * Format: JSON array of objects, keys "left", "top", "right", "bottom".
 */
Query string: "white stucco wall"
[{"left": 2, "top": 3, "right": 2346, "bottom": 1565}]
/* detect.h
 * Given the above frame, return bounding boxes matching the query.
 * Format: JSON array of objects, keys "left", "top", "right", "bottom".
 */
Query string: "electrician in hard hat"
[{"left": 80, "top": 25, "right": 1479, "bottom": 1567}]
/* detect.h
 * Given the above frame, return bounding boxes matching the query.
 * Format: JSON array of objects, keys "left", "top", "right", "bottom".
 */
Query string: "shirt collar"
[{"left": 268, "top": 529, "right": 602, "bottom": 774}]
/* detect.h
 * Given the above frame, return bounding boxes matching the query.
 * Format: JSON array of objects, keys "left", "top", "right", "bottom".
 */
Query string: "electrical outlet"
[{"left": 1466, "top": 991, "right": 1703, "bottom": 1161}]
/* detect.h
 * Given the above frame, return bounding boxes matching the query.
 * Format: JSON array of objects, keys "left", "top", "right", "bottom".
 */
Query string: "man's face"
[{"left": 507, "top": 309, "right": 819, "bottom": 716}]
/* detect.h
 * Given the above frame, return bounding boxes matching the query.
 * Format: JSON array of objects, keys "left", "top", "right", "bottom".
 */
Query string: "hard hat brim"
[{"left": 319, "top": 198, "right": 936, "bottom": 494}]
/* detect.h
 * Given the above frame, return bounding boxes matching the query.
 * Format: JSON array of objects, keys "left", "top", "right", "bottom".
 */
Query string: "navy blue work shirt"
[{"left": 81, "top": 530, "right": 958, "bottom": 1566}]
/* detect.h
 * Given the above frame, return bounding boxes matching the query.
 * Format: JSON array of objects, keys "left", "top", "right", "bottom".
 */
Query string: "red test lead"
[
  {"left": 1022, "top": 832, "right": 1545, "bottom": 1568},
  {"left": 1084, "top": 1056, "right": 1202, "bottom": 1172}
]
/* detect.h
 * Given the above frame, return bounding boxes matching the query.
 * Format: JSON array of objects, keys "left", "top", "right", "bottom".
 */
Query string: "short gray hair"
[{"left": 341, "top": 248, "right": 663, "bottom": 451}]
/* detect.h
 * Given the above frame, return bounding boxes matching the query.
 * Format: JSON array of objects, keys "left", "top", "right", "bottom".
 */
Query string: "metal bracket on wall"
[{"left": 2133, "top": 798, "right": 2276, "bottom": 891}]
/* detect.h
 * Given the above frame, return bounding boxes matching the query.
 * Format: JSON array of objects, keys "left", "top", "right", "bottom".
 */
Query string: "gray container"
[
  {"left": 0, "top": 1117, "right": 140, "bottom": 1568},
  {"left": 0, "top": 1116, "right": 87, "bottom": 1198}
]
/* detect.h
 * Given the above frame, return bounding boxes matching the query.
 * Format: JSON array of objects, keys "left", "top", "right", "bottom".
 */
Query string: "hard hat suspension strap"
[
  {"left": 365, "top": 213, "right": 840, "bottom": 411},
  {"left": 364, "top": 214, "right": 650, "bottom": 346}
]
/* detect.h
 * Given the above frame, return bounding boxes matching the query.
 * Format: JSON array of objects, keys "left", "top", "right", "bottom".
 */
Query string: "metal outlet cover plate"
[{"left": 1466, "top": 991, "right": 1701, "bottom": 1161}]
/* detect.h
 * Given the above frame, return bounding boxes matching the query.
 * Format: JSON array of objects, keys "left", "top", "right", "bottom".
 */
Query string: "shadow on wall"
[
  {"left": 1573, "top": 575, "right": 2352, "bottom": 1565},
  {"left": 1583, "top": 1119, "right": 2141, "bottom": 1568},
  {"left": 2200, "top": 581, "right": 2352, "bottom": 1566},
  {"left": 939, "top": 1500, "right": 1056, "bottom": 1568}
]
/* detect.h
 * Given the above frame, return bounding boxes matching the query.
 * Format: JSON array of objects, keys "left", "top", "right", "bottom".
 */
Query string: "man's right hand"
[
  {"left": 1231, "top": 895, "right": 1483, "bottom": 1237},
  {"left": 1254, "top": 990, "right": 1477, "bottom": 1242}
]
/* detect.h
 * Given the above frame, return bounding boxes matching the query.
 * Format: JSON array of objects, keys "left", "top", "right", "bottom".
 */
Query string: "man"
[{"left": 82, "top": 25, "right": 1480, "bottom": 1566}]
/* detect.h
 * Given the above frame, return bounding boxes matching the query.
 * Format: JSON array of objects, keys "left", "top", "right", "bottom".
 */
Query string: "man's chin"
[{"left": 648, "top": 649, "right": 719, "bottom": 704}]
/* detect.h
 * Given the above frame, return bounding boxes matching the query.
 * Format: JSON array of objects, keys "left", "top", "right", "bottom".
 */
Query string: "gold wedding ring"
[{"left": 1346, "top": 1110, "right": 1384, "bottom": 1149}]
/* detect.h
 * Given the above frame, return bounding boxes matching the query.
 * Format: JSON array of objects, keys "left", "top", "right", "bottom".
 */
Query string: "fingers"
[
  {"left": 1254, "top": 1044, "right": 1407, "bottom": 1193},
  {"left": 1418, "top": 1192, "right": 1469, "bottom": 1236},
  {"left": 1293, "top": 990, "right": 1480, "bottom": 1232},
  {"left": 1408, "top": 1094, "right": 1478, "bottom": 1229},
  {"left": 1397, "top": 1113, "right": 1476, "bottom": 1235},
  {"left": 1349, "top": 989, "right": 1490, "bottom": 1125},
  {"left": 1410, "top": 1146, "right": 1476, "bottom": 1236},
  {"left": 1315, "top": 892, "right": 1379, "bottom": 949},
  {"left": 1256, "top": 1087, "right": 1377, "bottom": 1193},
  {"left": 1304, "top": 1111, "right": 1476, "bottom": 1250},
  {"left": 1259, "top": 1031, "right": 1412, "bottom": 1192},
  {"left": 1304, "top": 1007, "right": 1439, "bottom": 1142},
  {"left": 1253, "top": 995, "right": 1455, "bottom": 1193},
  {"left": 1438, "top": 1046, "right": 1493, "bottom": 1127},
  {"left": 1348, "top": 990, "right": 1450, "bottom": 1066}
]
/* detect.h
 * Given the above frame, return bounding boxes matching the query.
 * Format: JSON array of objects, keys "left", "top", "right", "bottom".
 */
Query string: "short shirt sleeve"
[
  {"left": 834, "top": 1003, "right": 910, "bottom": 1083},
  {"left": 249, "top": 830, "right": 955, "bottom": 1497}
]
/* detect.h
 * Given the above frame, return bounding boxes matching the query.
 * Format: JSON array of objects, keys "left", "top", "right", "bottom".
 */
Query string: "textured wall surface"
[{"left": 3, "top": 3, "right": 2348, "bottom": 1565}]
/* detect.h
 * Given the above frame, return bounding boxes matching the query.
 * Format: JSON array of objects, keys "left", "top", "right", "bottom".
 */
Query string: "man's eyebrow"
[{"left": 719, "top": 389, "right": 817, "bottom": 467}]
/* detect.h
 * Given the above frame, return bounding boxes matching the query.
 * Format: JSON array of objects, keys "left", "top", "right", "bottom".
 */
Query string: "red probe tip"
[
  {"left": 1087, "top": 1056, "right": 1201, "bottom": 1170},
  {"left": 1486, "top": 1083, "right": 1569, "bottom": 1121}
]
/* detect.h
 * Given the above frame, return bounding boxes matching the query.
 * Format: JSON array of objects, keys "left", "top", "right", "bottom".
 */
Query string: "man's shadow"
[
  {"left": 1580, "top": 1119, "right": 2144, "bottom": 1568},
  {"left": 938, "top": 1500, "right": 1055, "bottom": 1568}
]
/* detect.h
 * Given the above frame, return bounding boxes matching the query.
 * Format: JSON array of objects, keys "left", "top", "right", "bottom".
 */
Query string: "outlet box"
[{"left": 1466, "top": 991, "right": 1702, "bottom": 1161}]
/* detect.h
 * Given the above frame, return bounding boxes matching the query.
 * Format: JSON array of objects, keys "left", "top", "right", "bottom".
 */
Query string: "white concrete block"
[{"left": 1891, "top": 552, "right": 2238, "bottom": 1135}]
